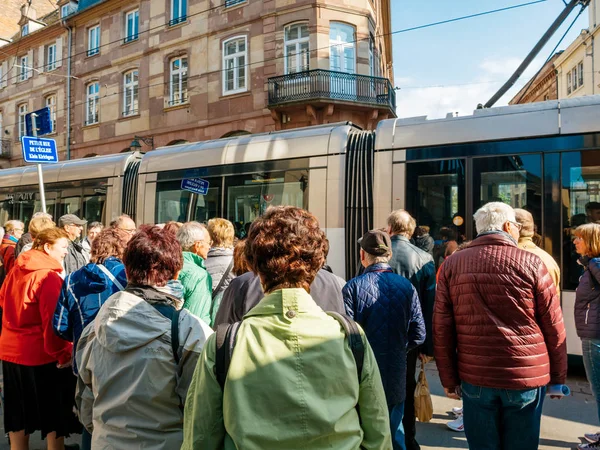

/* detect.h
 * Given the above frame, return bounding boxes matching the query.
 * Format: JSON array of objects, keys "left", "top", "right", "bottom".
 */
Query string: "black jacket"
[
  {"left": 14, "top": 233, "right": 33, "bottom": 259},
  {"left": 213, "top": 268, "right": 346, "bottom": 327},
  {"left": 388, "top": 235, "right": 436, "bottom": 356},
  {"left": 414, "top": 234, "right": 434, "bottom": 256},
  {"left": 575, "top": 256, "right": 600, "bottom": 339}
]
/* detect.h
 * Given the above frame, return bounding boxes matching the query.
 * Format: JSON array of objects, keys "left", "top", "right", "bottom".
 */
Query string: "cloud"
[{"left": 395, "top": 57, "right": 545, "bottom": 119}]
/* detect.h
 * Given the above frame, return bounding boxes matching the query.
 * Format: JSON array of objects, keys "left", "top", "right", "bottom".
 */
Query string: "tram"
[{"left": 1, "top": 96, "right": 600, "bottom": 358}]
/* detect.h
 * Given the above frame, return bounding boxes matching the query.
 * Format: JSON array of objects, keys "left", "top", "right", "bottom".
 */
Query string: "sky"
[{"left": 391, "top": 0, "right": 589, "bottom": 119}]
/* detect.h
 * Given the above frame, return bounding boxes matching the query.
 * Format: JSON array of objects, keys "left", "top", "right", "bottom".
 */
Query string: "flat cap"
[{"left": 58, "top": 214, "right": 87, "bottom": 227}]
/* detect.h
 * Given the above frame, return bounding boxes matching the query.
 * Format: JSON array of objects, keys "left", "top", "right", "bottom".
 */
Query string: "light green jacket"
[
  {"left": 179, "top": 252, "right": 213, "bottom": 325},
  {"left": 182, "top": 288, "right": 392, "bottom": 450}
]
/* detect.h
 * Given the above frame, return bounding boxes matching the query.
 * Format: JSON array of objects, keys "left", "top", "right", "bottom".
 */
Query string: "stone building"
[
  {"left": 509, "top": 52, "right": 561, "bottom": 105},
  {"left": 0, "top": 0, "right": 395, "bottom": 165}
]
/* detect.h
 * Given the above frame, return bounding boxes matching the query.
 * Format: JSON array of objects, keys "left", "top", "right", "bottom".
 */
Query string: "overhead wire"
[{"left": 0, "top": 0, "right": 551, "bottom": 128}]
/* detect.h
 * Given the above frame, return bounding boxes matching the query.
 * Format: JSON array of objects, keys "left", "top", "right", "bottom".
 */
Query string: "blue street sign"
[
  {"left": 26, "top": 107, "right": 53, "bottom": 137},
  {"left": 181, "top": 178, "right": 209, "bottom": 195},
  {"left": 21, "top": 136, "right": 59, "bottom": 164}
]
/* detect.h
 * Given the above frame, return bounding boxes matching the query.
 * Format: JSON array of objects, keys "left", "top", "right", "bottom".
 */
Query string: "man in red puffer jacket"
[{"left": 434, "top": 201, "right": 567, "bottom": 450}]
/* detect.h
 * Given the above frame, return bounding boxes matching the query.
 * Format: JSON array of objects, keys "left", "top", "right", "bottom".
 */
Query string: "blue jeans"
[
  {"left": 81, "top": 428, "right": 92, "bottom": 450},
  {"left": 582, "top": 338, "right": 600, "bottom": 423},
  {"left": 390, "top": 402, "right": 406, "bottom": 450},
  {"left": 461, "top": 381, "right": 545, "bottom": 450}
]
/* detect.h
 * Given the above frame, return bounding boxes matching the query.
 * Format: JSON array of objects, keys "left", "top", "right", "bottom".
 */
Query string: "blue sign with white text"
[
  {"left": 181, "top": 178, "right": 209, "bottom": 195},
  {"left": 21, "top": 136, "right": 59, "bottom": 164}
]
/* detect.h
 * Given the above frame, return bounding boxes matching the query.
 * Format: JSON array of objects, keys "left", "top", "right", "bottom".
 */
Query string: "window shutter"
[
  {"left": 27, "top": 49, "right": 34, "bottom": 78},
  {"left": 38, "top": 45, "right": 45, "bottom": 72},
  {"left": 55, "top": 37, "right": 63, "bottom": 68},
  {"left": 0, "top": 61, "right": 7, "bottom": 88}
]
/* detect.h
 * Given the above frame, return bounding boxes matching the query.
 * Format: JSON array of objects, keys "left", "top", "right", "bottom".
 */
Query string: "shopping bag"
[{"left": 414, "top": 360, "right": 433, "bottom": 422}]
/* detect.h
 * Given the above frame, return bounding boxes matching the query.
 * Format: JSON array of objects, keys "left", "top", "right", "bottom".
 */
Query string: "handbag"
[{"left": 414, "top": 360, "right": 434, "bottom": 422}]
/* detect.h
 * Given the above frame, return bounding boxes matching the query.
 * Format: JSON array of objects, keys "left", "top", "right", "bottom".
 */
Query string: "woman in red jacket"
[{"left": 0, "top": 227, "right": 77, "bottom": 450}]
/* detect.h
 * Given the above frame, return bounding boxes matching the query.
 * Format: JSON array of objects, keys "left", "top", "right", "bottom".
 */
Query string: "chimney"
[{"left": 20, "top": 3, "right": 37, "bottom": 21}]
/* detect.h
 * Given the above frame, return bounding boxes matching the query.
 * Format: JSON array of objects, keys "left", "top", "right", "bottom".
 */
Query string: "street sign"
[
  {"left": 181, "top": 178, "right": 209, "bottom": 195},
  {"left": 26, "top": 107, "right": 53, "bottom": 137},
  {"left": 21, "top": 136, "right": 59, "bottom": 164}
]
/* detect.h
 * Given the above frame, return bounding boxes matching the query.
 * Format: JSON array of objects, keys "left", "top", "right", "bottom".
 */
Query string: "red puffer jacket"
[{"left": 434, "top": 232, "right": 567, "bottom": 390}]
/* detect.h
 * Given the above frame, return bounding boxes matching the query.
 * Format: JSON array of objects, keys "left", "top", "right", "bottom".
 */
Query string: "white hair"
[
  {"left": 363, "top": 251, "right": 391, "bottom": 266},
  {"left": 474, "top": 202, "right": 515, "bottom": 234},
  {"left": 176, "top": 222, "right": 207, "bottom": 252},
  {"left": 4, "top": 220, "right": 24, "bottom": 235}
]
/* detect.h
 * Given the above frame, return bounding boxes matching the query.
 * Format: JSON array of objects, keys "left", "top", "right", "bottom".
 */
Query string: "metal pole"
[
  {"left": 484, "top": 0, "right": 588, "bottom": 108},
  {"left": 31, "top": 114, "right": 47, "bottom": 213}
]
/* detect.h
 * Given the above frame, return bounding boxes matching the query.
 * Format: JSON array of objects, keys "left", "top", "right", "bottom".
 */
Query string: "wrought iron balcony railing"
[
  {"left": 0, "top": 139, "right": 12, "bottom": 159},
  {"left": 268, "top": 69, "right": 396, "bottom": 111}
]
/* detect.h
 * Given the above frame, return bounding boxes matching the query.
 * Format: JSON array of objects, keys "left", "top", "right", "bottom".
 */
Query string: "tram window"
[
  {"left": 193, "top": 188, "right": 219, "bottom": 224},
  {"left": 0, "top": 199, "right": 12, "bottom": 225},
  {"left": 225, "top": 170, "right": 308, "bottom": 238},
  {"left": 83, "top": 195, "right": 105, "bottom": 224},
  {"left": 57, "top": 197, "right": 82, "bottom": 218},
  {"left": 156, "top": 181, "right": 191, "bottom": 223},
  {"left": 405, "top": 159, "right": 466, "bottom": 243},
  {"left": 473, "top": 155, "right": 542, "bottom": 240},
  {"left": 562, "top": 151, "right": 600, "bottom": 290}
]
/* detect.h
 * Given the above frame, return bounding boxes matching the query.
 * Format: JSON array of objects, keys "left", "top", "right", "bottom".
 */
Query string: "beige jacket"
[{"left": 518, "top": 237, "right": 561, "bottom": 293}]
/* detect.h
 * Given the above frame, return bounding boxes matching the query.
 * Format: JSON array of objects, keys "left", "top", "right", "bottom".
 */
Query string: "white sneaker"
[
  {"left": 585, "top": 433, "right": 600, "bottom": 443},
  {"left": 447, "top": 415, "right": 464, "bottom": 432},
  {"left": 451, "top": 406, "right": 463, "bottom": 417},
  {"left": 578, "top": 441, "right": 600, "bottom": 449}
]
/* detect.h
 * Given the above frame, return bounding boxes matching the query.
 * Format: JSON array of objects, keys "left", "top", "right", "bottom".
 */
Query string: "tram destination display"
[{"left": 181, "top": 178, "right": 210, "bottom": 195}]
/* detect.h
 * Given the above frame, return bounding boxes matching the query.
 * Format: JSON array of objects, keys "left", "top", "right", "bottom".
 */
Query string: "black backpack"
[{"left": 214, "top": 311, "right": 364, "bottom": 391}]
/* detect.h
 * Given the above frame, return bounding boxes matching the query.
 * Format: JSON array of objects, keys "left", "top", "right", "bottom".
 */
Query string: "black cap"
[{"left": 360, "top": 230, "right": 392, "bottom": 256}]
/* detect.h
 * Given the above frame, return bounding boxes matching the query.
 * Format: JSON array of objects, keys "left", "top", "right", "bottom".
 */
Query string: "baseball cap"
[
  {"left": 359, "top": 229, "right": 392, "bottom": 256},
  {"left": 59, "top": 214, "right": 87, "bottom": 227}
]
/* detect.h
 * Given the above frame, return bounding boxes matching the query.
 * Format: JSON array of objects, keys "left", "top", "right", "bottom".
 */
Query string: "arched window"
[
  {"left": 329, "top": 22, "right": 355, "bottom": 74},
  {"left": 221, "top": 130, "right": 251, "bottom": 138},
  {"left": 284, "top": 23, "right": 309, "bottom": 74},
  {"left": 167, "top": 139, "right": 189, "bottom": 145},
  {"left": 123, "top": 70, "right": 139, "bottom": 116}
]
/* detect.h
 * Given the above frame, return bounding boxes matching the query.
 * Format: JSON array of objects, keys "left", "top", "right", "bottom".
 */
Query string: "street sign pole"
[{"left": 31, "top": 114, "right": 47, "bottom": 213}]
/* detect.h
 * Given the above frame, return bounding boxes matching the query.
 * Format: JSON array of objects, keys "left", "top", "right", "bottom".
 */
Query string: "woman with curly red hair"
[{"left": 183, "top": 206, "right": 392, "bottom": 449}]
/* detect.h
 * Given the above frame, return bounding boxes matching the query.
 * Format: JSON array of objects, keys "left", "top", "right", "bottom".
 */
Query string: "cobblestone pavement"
[{"left": 0, "top": 363, "right": 596, "bottom": 449}]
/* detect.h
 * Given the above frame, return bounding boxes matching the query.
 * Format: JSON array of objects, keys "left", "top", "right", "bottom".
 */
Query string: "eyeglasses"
[
  {"left": 509, "top": 221, "right": 523, "bottom": 231},
  {"left": 198, "top": 239, "right": 213, "bottom": 246},
  {"left": 122, "top": 228, "right": 136, "bottom": 234}
]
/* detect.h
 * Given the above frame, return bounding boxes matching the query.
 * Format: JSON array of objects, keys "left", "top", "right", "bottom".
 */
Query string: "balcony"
[
  {"left": 267, "top": 69, "right": 396, "bottom": 115},
  {"left": 0, "top": 139, "right": 11, "bottom": 159}
]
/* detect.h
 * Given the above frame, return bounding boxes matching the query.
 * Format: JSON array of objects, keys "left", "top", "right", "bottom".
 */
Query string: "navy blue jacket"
[
  {"left": 343, "top": 263, "right": 426, "bottom": 406},
  {"left": 575, "top": 256, "right": 600, "bottom": 339},
  {"left": 53, "top": 257, "right": 127, "bottom": 373}
]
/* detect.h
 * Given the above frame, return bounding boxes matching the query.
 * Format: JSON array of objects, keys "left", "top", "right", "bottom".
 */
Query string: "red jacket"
[
  {"left": 0, "top": 249, "right": 72, "bottom": 366},
  {"left": 434, "top": 232, "right": 567, "bottom": 390},
  {"left": 0, "top": 236, "right": 17, "bottom": 275}
]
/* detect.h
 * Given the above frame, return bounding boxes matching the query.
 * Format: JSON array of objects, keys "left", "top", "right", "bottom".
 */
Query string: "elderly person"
[
  {"left": 19, "top": 216, "right": 56, "bottom": 254},
  {"left": 386, "top": 209, "right": 436, "bottom": 450},
  {"left": 0, "top": 219, "right": 25, "bottom": 275},
  {"left": 0, "top": 228, "right": 78, "bottom": 450},
  {"left": 14, "top": 212, "right": 53, "bottom": 258},
  {"left": 59, "top": 214, "right": 89, "bottom": 275},
  {"left": 434, "top": 202, "right": 567, "bottom": 450},
  {"left": 81, "top": 221, "right": 104, "bottom": 256},
  {"left": 183, "top": 206, "right": 392, "bottom": 449},
  {"left": 206, "top": 218, "right": 236, "bottom": 322},
  {"left": 515, "top": 209, "right": 560, "bottom": 292},
  {"left": 344, "top": 229, "right": 426, "bottom": 450},
  {"left": 176, "top": 222, "right": 213, "bottom": 325},
  {"left": 76, "top": 226, "right": 213, "bottom": 449},
  {"left": 572, "top": 223, "right": 600, "bottom": 449},
  {"left": 110, "top": 214, "right": 137, "bottom": 234}
]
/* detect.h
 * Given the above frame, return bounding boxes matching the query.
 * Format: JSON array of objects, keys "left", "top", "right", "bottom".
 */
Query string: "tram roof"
[
  {"left": 139, "top": 122, "right": 358, "bottom": 175},
  {"left": 0, "top": 152, "right": 141, "bottom": 188},
  {"left": 375, "top": 95, "right": 600, "bottom": 150}
]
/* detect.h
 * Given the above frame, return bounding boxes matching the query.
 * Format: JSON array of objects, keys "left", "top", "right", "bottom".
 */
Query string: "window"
[
  {"left": 329, "top": 22, "right": 355, "bottom": 74},
  {"left": 224, "top": 0, "right": 245, "bottom": 7},
  {"left": 124, "top": 10, "right": 139, "bottom": 43},
  {"left": 21, "top": 24, "right": 29, "bottom": 37},
  {"left": 123, "top": 70, "right": 139, "bottom": 116},
  {"left": 572, "top": 67, "right": 578, "bottom": 91},
  {"left": 223, "top": 37, "right": 247, "bottom": 95},
  {"left": 284, "top": 23, "right": 309, "bottom": 74},
  {"left": 369, "top": 34, "right": 375, "bottom": 77},
  {"left": 46, "top": 43, "right": 57, "bottom": 71},
  {"left": 567, "top": 71, "right": 572, "bottom": 95},
  {"left": 45, "top": 95, "right": 56, "bottom": 133},
  {"left": 19, "top": 55, "right": 28, "bottom": 82},
  {"left": 578, "top": 61, "right": 584, "bottom": 87},
  {"left": 61, "top": 4, "right": 70, "bottom": 17},
  {"left": 170, "top": 0, "right": 187, "bottom": 26},
  {"left": 86, "top": 82, "right": 99, "bottom": 125},
  {"left": 88, "top": 25, "right": 100, "bottom": 56},
  {"left": 169, "top": 57, "right": 188, "bottom": 105},
  {"left": 18, "top": 103, "right": 28, "bottom": 138}
]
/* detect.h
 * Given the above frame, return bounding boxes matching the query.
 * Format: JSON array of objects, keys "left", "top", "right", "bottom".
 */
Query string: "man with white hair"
[
  {"left": 110, "top": 214, "right": 137, "bottom": 235},
  {"left": 434, "top": 202, "right": 567, "bottom": 450},
  {"left": 176, "top": 222, "right": 213, "bottom": 325}
]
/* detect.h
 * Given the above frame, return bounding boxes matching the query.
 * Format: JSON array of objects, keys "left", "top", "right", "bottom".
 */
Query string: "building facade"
[
  {"left": 509, "top": 52, "right": 561, "bottom": 105},
  {"left": 0, "top": 0, "right": 395, "bottom": 165}
]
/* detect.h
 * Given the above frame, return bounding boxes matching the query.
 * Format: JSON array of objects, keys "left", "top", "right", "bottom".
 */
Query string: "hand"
[
  {"left": 444, "top": 387, "right": 461, "bottom": 400},
  {"left": 57, "top": 358, "right": 72, "bottom": 369}
]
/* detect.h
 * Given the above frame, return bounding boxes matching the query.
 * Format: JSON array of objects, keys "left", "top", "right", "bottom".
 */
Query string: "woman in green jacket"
[{"left": 183, "top": 206, "right": 392, "bottom": 450}]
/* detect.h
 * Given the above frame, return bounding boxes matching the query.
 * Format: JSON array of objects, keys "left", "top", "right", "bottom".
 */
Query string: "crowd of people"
[{"left": 0, "top": 202, "right": 596, "bottom": 450}]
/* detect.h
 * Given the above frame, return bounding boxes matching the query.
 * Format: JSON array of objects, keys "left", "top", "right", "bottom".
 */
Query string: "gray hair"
[
  {"left": 364, "top": 251, "right": 391, "bottom": 266},
  {"left": 176, "top": 222, "right": 207, "bottom": 252},
  {"left": 474, "top": 202, "right": 515, "bottom": 234},
  {"left": 88, "top": 221, "right": 104, "bottom": 230},
  {"left": 4, "top": 220, "right": 24, "bottom": 235}
]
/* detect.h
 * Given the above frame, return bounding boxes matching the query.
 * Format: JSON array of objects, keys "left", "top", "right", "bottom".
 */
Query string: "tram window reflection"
[
  {"left": 156, "top": 180, "right": 191, "bottom": 223},
  {"left": 562, "top": 151, "right": 600, "bottom": 290}
]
